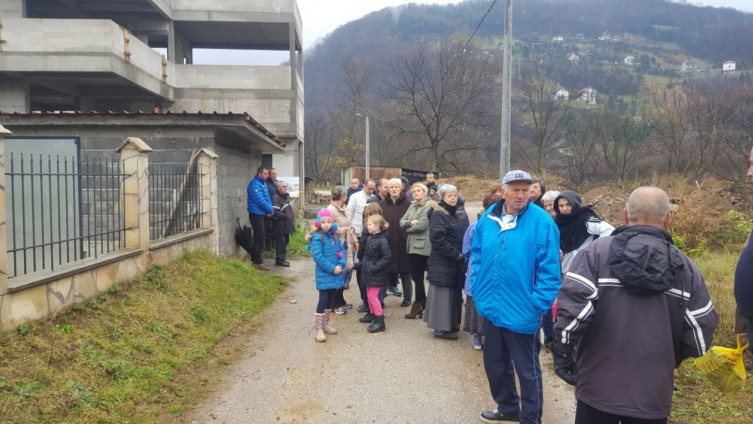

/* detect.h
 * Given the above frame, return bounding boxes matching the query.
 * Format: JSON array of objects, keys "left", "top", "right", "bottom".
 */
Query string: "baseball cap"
[{"left": 501, "top": 170, "right": 533, "bottom": 184}]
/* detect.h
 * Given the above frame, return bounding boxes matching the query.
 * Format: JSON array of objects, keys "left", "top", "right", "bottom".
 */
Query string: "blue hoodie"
[{"left": 470, "top": 199, "right": 561, "bottom": 334}]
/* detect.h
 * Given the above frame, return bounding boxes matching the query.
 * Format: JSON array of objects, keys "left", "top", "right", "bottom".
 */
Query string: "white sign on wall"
[{"left": 278, "top": 176, "right": 301, "bottom": 198}]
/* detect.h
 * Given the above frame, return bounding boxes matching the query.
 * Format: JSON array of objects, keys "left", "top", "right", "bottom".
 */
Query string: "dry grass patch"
[{"left": 0, "top": 250, "right": 286, "bottom": 423}]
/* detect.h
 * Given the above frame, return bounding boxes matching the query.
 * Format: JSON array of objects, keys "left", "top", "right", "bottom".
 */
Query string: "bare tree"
[
  {"left": 304, "top": 114, "right": 346, "bottom": 184},
  {"left": 562, "top": 111, "right": 602, "bottom": 186},
  {"left": 518, "top": 64, "right": 570, "bottom": 174},
  {"left": 649, "top": 89, "right": 692, "bottom": 174},
  {"left": 596, "top": 105, "right": 652, "bottom": 183},
  {"left": 390, "top": 41, "right": 497, "bottom": 173}
]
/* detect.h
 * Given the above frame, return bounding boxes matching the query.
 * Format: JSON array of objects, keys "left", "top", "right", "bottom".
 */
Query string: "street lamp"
[{"left": 356, "top": 112, "right": 370, "bottom": 181}]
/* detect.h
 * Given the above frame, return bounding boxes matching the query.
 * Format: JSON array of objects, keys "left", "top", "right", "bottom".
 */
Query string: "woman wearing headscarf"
[
  {"left": 400, "top": 183, "right": 437, "bottom": 319},
  {"left": 423, "top": 184, "right": 469, "bottom": 340},
  {"left": 554, "top": 190, "right": 614, "bottom": 273}
]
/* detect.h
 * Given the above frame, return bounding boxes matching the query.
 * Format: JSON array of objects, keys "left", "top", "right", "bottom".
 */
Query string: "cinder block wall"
[{"left": 214, "top": 143, "right": 257, "bottom": 258}]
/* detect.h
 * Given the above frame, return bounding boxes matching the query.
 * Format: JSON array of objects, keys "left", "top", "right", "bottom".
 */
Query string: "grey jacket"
[
  {"left": 400, "top": 200, "right": 435, "bottom": 256},
  {"left": 554, "top": 225, "right": 718, "bottom": 420}
]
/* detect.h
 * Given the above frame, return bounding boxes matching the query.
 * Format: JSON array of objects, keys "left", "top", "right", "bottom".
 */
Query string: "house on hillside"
[
  {"left": 598, "top": 31, "right": 613, "bottom": 41},
  {"left": 680, "top": 61, "right": 700, "bottom": 72},
  {"left": 723, "top": 61, "right": 737, "bottom": 73},
  {"left": 555, "top": 88, "right": 570, "bottom": 100},
  {"left": 577, "top": 87, "right": 598, "bottom": 105},
  {"left": 624, "top": 56, "right": 636, "bottom": 66},
  {"left": 552, "top": 36, "right": 565, "bottom": 43},
  {"left": 568, "top": 53, "right": 580, "bottom": 63}
]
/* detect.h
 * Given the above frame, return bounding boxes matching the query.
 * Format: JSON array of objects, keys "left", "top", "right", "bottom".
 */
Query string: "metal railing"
[
  {"left": 5, "top": 154, "right": 129, "bottom": 278},
  {"left": 148, "top": 159, "right": 203, "bottom": 240}
]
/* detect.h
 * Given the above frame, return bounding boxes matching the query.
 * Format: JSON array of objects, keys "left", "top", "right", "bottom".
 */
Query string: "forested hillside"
[{"left": 303, "top": 0, "right": 753, "bottom": 184}]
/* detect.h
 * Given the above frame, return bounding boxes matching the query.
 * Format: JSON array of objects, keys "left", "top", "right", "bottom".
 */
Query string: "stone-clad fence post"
[
  {"left": 117, "top": 137, "right": 152, "bottom": 252},
  {"left": 0, "top": 125, "right": 10, "bottom": 296},
  {"left": 197, "top": 148, "right": 219, "bottom": 255}
]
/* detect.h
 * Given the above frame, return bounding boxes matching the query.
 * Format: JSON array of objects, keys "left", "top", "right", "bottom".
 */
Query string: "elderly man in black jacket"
[
  {"left": 554, "top": 186, "right": 718, "bottom": 424},
  {"left": 271, "top": 180, "right": 295, "bottom": 267}
]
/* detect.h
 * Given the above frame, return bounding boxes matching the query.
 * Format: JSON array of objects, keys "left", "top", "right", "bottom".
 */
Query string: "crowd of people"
[{"left": 249, "top": 165, "right": 730, "bottom": 424}]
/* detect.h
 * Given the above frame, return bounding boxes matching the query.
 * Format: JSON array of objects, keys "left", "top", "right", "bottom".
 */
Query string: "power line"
[{"left": 460, "top": 0, "right": 499, "bottom": 53}]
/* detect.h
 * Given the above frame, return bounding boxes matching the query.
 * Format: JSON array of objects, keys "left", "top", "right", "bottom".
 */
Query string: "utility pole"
[
  {"left": 365, "top": 114, "right": 370, "bottom": 181},
  {"left": 500, "top": 0, "right": 513, "bottom": 179}
]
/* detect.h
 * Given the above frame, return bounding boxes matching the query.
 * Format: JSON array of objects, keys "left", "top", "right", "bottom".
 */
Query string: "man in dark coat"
[
  {"left": 264, "top": 168, "right": 278, "bottom": 250},
  {"left": 367, "top": 178, "right": 389, "bottom": 204},
  {"left": 271, "top": 180, "right": 295, "bottom": 267},
  {"left": 554, "top": 186, "right": 718, "bottom": 424},
  {"left": 346, "top": 177, "right": 363, "bottom": 204},
  {"left": 735, "top": 145, "right": 753, "bottom": 344}
]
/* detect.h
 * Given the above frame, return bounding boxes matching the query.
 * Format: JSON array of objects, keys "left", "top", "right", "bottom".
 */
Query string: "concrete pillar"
[
  {"left": 197, "top": 147, "right": 219, "bottom": 255},
  {"left": 0, "top": 0, "right": 26, "bottom": 17},
  {"left": 0, "top": 125, "right": 10, "bottom": 296},
  {"left": 167, "top": 22, "right": 176, "bottom": 62},
  {"left": 0, "top": 76, "right": 29, "bottom": 113},
  {"left": 117, "top": 137, "right": 152, "bottom": 251}
]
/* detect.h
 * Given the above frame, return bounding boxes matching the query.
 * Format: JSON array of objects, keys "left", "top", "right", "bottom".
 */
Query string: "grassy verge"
[
  {"left": 0, "top": 250, "right": 286, "bottom": 424},
  {"left": 671, "top": 249, "right": 753, "bottom": 424}
]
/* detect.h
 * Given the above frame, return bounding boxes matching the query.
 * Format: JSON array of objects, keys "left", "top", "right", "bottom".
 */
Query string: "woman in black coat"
[{"left": 423, "top": 184, "right": 469, "bottom": 340}]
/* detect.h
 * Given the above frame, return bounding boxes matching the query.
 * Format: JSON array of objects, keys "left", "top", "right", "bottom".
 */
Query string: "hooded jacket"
[
  {"left": 310, "top": 230, "right": 346, "bottom": 290},
  {"left": 358, "top": 230, "right": 392, "bottom": 287},
  {"left": 427, "top": 201, "right": 469, "bottom": 288},
  {"left": 554, "top": 225, "right": 718, "bottom": 420},
  {"left": 470, "top": 199, "right": 561, "bottom": 334},
  {"left": 555, "top": 190, "right": 614, "bottom": 272},
  {"left": 271, "top": 191, "right": 295, "bottom": 234}
]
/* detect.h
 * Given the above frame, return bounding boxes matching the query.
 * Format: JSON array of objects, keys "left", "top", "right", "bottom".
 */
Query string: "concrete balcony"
[{"left": 0, "top": 18, "right": 175, "bottom": 105}]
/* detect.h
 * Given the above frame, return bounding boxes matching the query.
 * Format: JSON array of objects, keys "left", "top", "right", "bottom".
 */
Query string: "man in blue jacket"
[
  {"left": 247, "top": 166, "right": 274, "bottom": 271},
  {"left": 471, "top": 170, "right": 561, "bottom": 424}
]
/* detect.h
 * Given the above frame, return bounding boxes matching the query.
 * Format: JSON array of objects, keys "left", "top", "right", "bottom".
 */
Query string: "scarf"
[{"left": 556, "top": 207, "right": 599, "bottom": 253}]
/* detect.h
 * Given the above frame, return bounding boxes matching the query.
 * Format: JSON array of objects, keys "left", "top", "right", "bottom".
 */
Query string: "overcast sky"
[{"left": 193, "top": 0, "right": 753, "bottom": 65}]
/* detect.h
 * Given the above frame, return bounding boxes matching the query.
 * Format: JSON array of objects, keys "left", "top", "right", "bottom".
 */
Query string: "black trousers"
[
  {"left": 248, "top": 213, "right": 266, "bottom": 264},
  {"left": 575, "top": 400, "right": 667, "bottom": 424},
  {"left": 275, "top": 233, "right": 289, "bottom": 262},
  {"left": 409, "top": 254, "right": 428, "bottom": 303},
  {"left": 316, "top": 289, "right": 337, "bottom": 314}
]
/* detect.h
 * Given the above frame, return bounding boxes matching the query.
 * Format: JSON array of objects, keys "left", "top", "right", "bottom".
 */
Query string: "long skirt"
[
  {"left": 423, "top": 282, "right": 462, "bottom": 332},
  {"left": 462, "top": 295, "right": 485, "bottom": 335}
]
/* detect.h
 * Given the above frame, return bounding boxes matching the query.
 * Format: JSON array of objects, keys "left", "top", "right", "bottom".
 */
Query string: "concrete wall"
[
  {"left": 0, "top": 231, "right": 213, "bottom": 331},
  {"left": 0, "top": 0, "right": 25, "bottom": 17},
  {"left": 0, "top": 76, "right": 29, "bottom": 113},
  {"left": 213, "top": 143, "right": 256, "bottom": 258}
]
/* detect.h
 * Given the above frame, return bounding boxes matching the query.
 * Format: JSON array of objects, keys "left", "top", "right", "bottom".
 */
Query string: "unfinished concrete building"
[{"left": 0, "top": 0, "right": 304, "bottom": 258}]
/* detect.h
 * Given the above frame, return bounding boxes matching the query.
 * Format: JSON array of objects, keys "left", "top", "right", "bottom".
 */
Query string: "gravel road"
[{"left": 188, "top": 202, "right": 576, "bottom": 423}]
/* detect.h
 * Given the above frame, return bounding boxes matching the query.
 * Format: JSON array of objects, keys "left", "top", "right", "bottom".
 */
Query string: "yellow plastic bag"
[{"left": 694, "top": 334, "right": 749, "bottom": 393}]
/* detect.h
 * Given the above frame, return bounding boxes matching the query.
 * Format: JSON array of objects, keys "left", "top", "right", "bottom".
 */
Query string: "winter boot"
[
  {"left": 314, "top": 313, "right": 326, "bottom": 342},
  {"left": 359, "top": 313, "right": 375, "bottom": 323},
  {"left": 404, "top": 301, "right": 424, "bottom": 319},
  {"left": 367, "top": 315, "right": 386, "bottom": 333},
  {"left": 323, "top": 309, "right": 338, "bottom": 334}
]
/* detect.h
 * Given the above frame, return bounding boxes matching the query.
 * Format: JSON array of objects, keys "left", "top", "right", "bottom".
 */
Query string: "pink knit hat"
[{"left": 314, "top": 208, "right": 335, "bottom": 229}]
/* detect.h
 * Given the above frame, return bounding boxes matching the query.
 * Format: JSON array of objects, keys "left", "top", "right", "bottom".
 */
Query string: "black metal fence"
[
  {"left": 148, "top": 161, "right": 204, "bottom": 240},
  {"left": 5, "top": 154, "right": 129, "bottom": 278}
]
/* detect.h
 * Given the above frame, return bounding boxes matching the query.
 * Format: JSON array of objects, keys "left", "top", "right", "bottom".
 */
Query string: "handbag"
[{"left": 694, "top": 334, "right": 749, "bottom": 393}]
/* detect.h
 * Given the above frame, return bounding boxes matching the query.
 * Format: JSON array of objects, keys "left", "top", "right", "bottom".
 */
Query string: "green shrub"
[{"left": 714, "top": 210, "right": 753, "bottom": 246}]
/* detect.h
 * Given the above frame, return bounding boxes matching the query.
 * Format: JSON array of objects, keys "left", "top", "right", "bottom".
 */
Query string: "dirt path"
[{"left": 187, "top": 255, "right": 576, "bottom": 423}]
